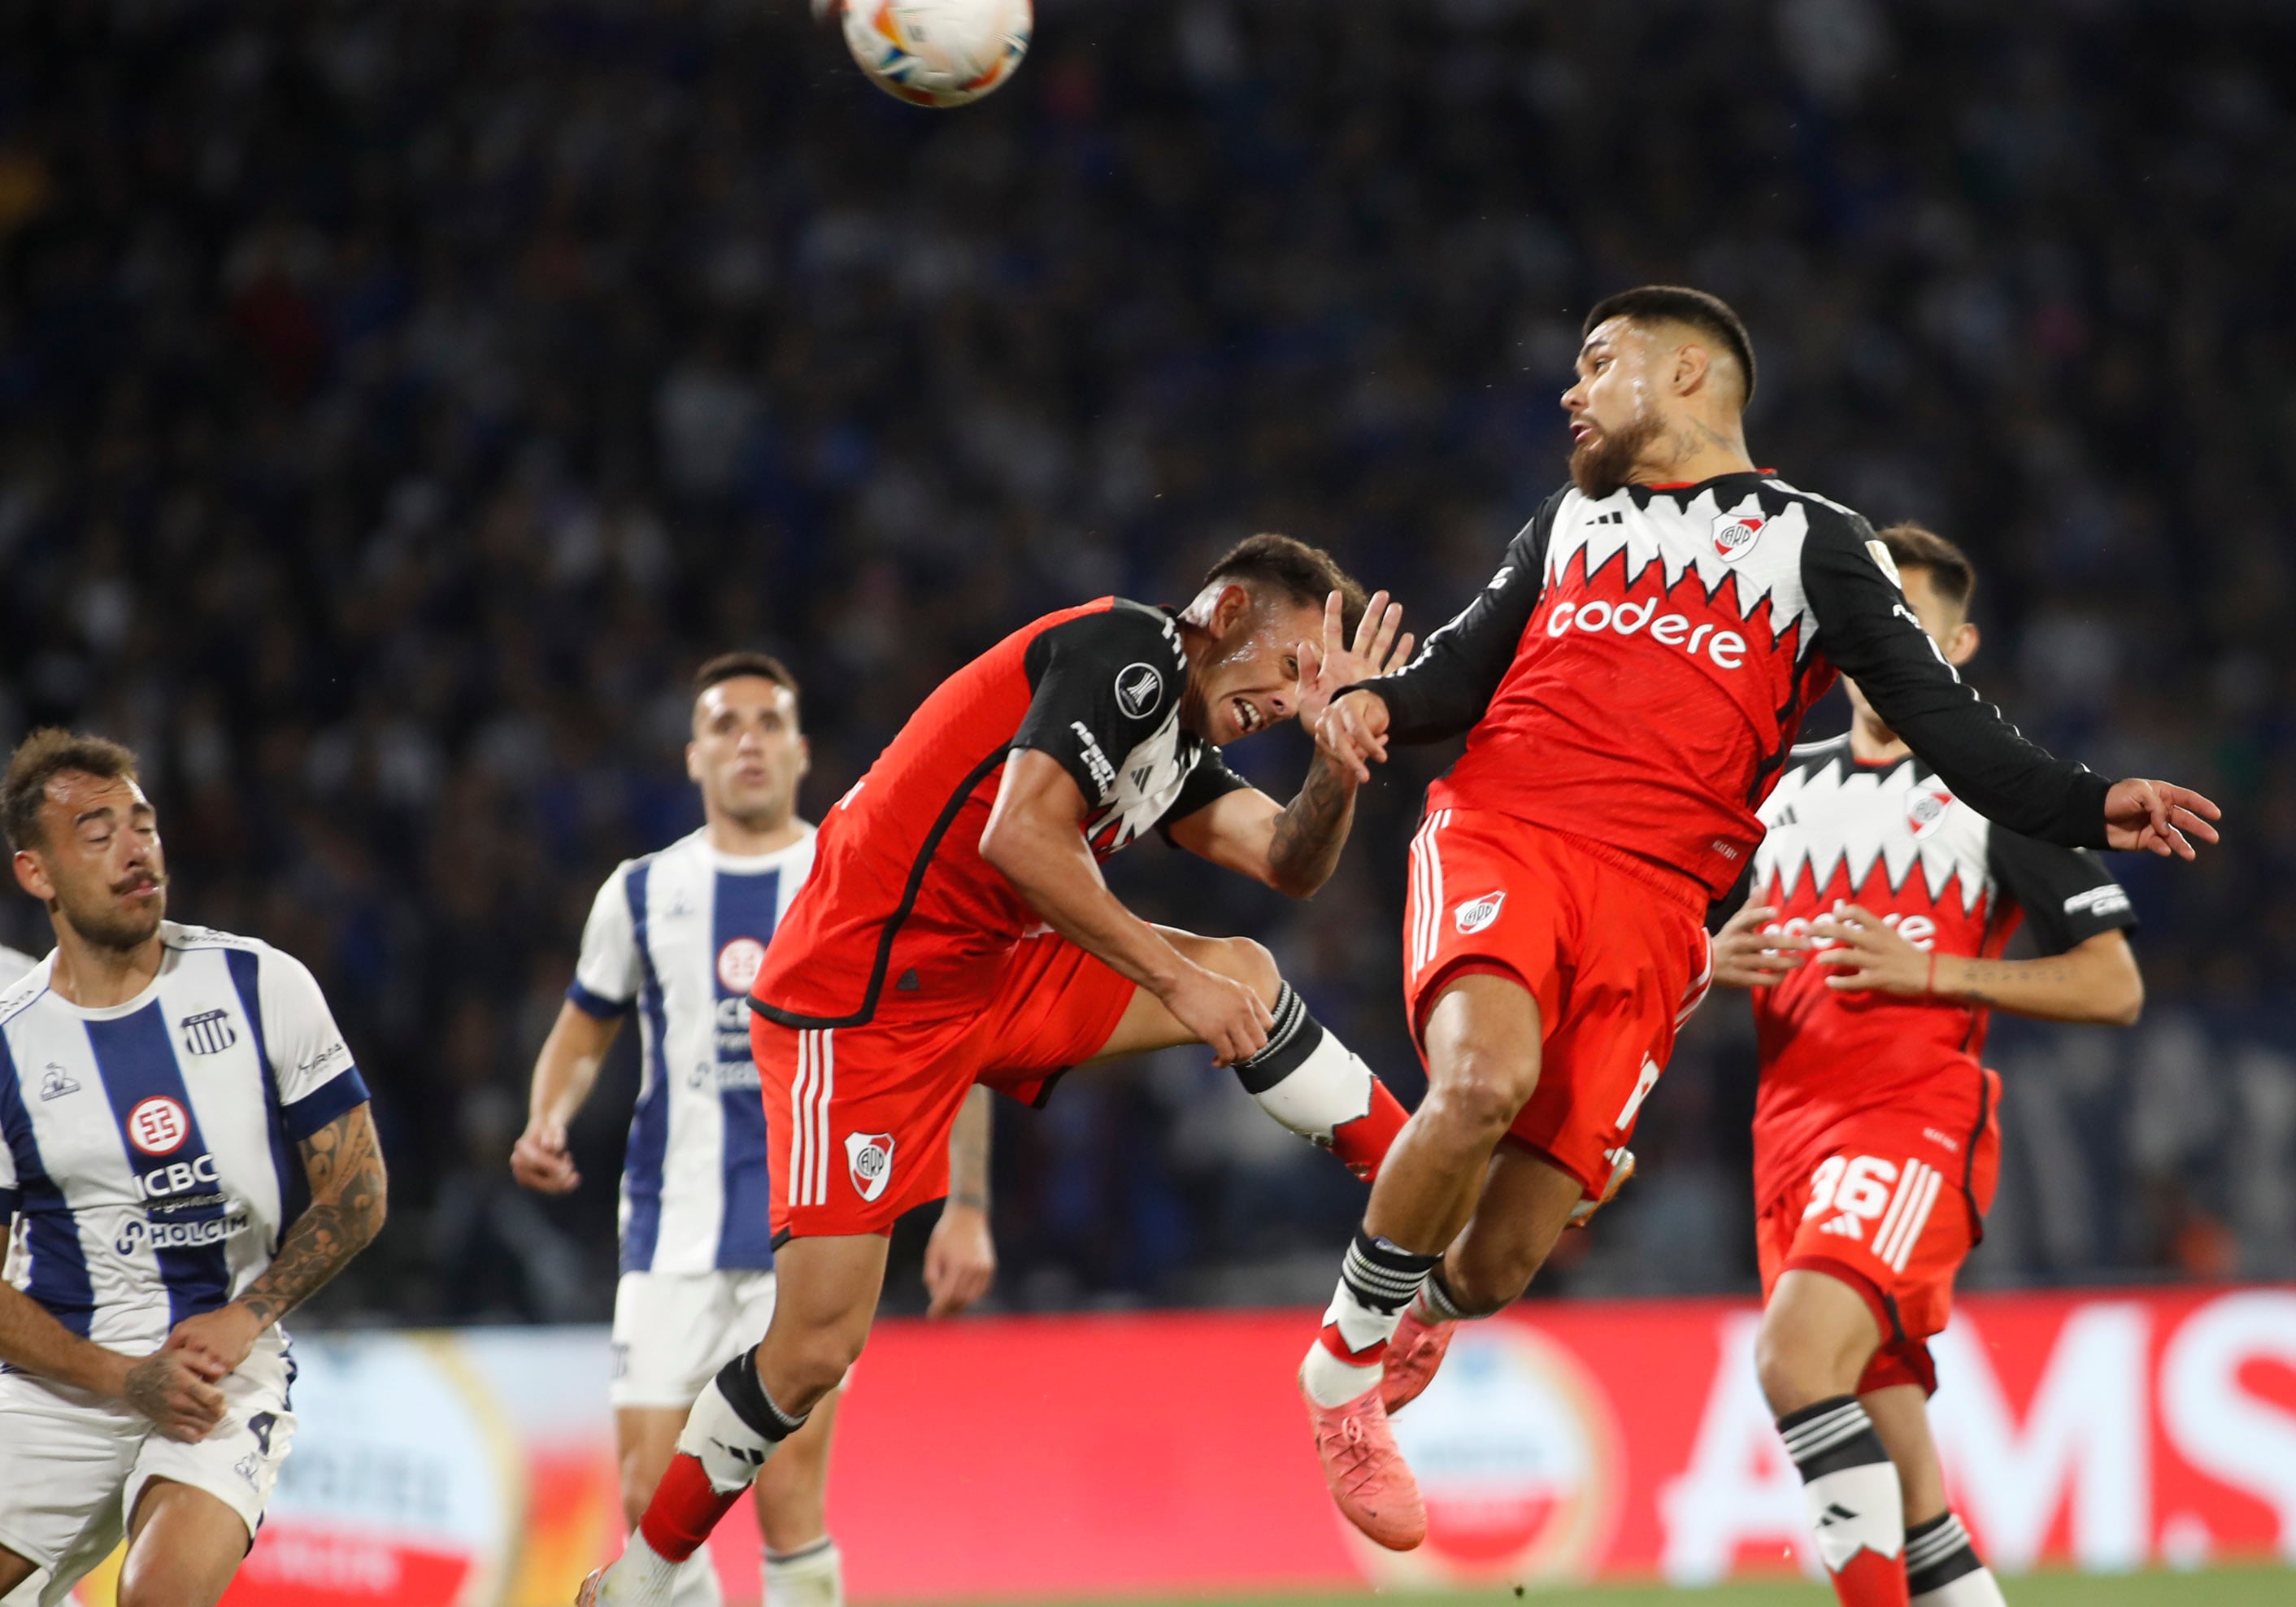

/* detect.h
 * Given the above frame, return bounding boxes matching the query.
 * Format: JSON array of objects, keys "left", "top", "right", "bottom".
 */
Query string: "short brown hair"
[
  {"left": 4, "top": 729, "right": 142, "bottom": 851},
  {"left": 1874, "top": 522, "right": 1976, "bottom": 612},
  {"left": 1583, "top": 285, "right": 1757, "bottom": 404},
  {"left": 1204, "top": 533, "right": 1369, "bottom": 639},
  {"left": 693, "top": 651, "right": 801, "bottom": 707}
]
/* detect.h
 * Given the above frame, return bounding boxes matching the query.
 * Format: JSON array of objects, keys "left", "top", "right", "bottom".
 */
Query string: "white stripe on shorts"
[{"left": 1874, "top": 1159, "right": 1943, "bottom": 1274}]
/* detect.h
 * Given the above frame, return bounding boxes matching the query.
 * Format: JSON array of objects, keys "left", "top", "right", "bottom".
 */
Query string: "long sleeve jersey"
[{"left": 1365, "top": 472, "right": 2111, "bottom": 898}]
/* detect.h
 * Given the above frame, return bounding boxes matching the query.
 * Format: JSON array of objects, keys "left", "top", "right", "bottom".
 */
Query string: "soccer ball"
[{"left": 842, "top": 0, "right": 1032, "bottom": 109}]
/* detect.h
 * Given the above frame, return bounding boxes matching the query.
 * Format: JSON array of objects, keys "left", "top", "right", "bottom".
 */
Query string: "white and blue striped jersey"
[
  {"left": 568, "top": 827, "right": 815, "bottom": 1275},
  {"left": 0, "top": 924, "right": 370, "bottom": 1355},
  {"left": 0, "top": 945, "right": 35, "bottom": 988}
]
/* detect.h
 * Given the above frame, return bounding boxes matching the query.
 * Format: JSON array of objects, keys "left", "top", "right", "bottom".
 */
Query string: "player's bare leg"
[
  {"left": 1297, "top": 972, "right": 1542, "bottom": 1551},
  {"left": 1383, "top": 1141, "right": 1583, "bottom": 1413},
  {"left": 115, "top": 1478, "right": 247, "bottom": 1607},
  {"left": 584, "top": 1238, "right": 885, "bottom": 1606},
  {"left": 1088, "top": 927, "right": 1408, "bottom": 1179},
  {"left": 0, "top": 1543, "right": 33, "bottom": 1597},
  {"left": 1756, "top": 1269, "right": 1910, "bottom": 1607},
  {"left": 1865, "top": 1386, "right": 2008, "bottom": 1606},
  {"left": 614, "top": 1391, "right": 845, "bottom": 1607},
  {"left": 756, "top": 1389, "right": 844, "bottom": 1607}
]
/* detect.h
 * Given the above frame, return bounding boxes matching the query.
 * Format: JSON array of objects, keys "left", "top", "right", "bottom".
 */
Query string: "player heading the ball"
[{"left": 1301, "top": 286, "right": 2220, "bottom": 1553}]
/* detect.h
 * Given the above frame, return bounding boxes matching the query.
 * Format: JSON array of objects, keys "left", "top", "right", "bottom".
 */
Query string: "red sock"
[
  {"left": 637, "top": 1453, "right": 745, "bottom": 1562},
  {"left": 1332, "top": 1078, "right": 1409, "bottom": 1182},
  {"left": 1828, "top": 1548, "right": 1911, "bottom": 1607}
]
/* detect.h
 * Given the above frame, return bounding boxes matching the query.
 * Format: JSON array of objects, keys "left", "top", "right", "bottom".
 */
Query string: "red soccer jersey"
[
  {"left": 1742, "top": 734, "right": 2135, "bottom": 1212},
  {"left": 1366, "top": 473, "right": 2113, "bottom": 899},
  {"left": 752, "top": 598, "right": 1247, "bottom": 1029}
]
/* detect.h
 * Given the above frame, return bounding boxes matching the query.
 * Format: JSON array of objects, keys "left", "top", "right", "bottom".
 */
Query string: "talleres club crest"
[{"left": 1711, "top": 512, "right": 1765, "bottom": 562}]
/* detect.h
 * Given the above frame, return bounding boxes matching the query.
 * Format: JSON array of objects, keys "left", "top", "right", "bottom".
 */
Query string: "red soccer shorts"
[
  {"left": 753, "top": 930, "right": 1137, "bottom": 1240},
  {"left": 1402, "top": 809, "right": 1713, "bottom": 1195},
  {"left": 1755, "top": 1073, "right": 2003, "bottom": 1396}
]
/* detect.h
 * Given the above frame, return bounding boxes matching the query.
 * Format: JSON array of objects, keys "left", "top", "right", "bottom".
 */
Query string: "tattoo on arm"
[
  {"left": 239, "top": 1106, "right": 389, "bottom": 1330},
  {"left": 1268, "top": 751, "right": 1357, "bottom": 895},
  {"left": 946, "top": 1087, "right": 993, "bottom": 1210}
]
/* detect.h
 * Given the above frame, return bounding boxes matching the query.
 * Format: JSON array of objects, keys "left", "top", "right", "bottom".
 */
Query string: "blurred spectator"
[{"left": 0, "top": 0, "right": 2289, "bottom": 1318}]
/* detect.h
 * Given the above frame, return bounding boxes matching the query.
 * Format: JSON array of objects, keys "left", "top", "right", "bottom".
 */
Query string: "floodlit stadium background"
[{"left": 1, "top": 1, "right": 2292, "bottom": 1601}]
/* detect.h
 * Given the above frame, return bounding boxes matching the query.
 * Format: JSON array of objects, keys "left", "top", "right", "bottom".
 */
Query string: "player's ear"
[
  {"left": 12, "top": 847, "right": 53, "bottom": 904},
  {"left": 795, "top": 733, "right": 811, "bottom": 782},
  {"left": 685, "top": 741, "right": 704, "bottom": 785},
  {"left": 1946, "top": 621, "right": 1980, "bottom": 668},
  {"left": 1212, "top": 581, "right": 1255, "bottom": 638},
  {"left": 1674, "top": 339, "right": 1711, "bottom": 399}
]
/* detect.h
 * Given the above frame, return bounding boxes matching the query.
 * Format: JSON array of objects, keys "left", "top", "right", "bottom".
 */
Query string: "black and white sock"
[
  {"left": 1409, "top": 1265, "right": 1472, "bottom": 1324},
  {"left": 676, "top": 1354, "right": 808, "bottom": 1496},
  {"left": 1778, "top": 1396, "right": 1906, "bottom": 1590},
  {"left": 1232, "top": 984, "right": 1407, "bottom": 1177},
  {"left": 1907, "top": 1511, "right": 2005, "bottom": 1605},
  {"left": 1300, "top": 1228, "right": 1440, "bottom": 1406}
]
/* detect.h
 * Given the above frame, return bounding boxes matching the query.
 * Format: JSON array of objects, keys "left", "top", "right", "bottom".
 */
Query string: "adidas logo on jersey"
[{"left": 1820, "top": 1213, "right": 1864, "bottom": 1240}]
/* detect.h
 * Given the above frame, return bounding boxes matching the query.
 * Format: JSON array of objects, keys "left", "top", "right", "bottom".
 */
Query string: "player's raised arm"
[
  {"left": 1802, "top": 521, "right": 2221, "bottom": 856},
  {"left": 1168, "top": 589, "right": 1412, "bottom": 894},
  {"left": 1320, "top": 497, "right": 1557, "bottom": 769}
]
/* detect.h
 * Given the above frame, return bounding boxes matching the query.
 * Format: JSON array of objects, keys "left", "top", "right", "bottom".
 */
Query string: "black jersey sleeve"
[
  {"left": 1346, "top": 491, "right": 1561, "bottom": 744},
  {"left": 1800, "top": 516, "right": 2113, "bottom": 848},
  {"left": 1011, "top": 601, "right": 1187, "bottom": 809},
  {"left": 1155, "top": 746, "right": 1255, "bottom": 839},
  {"left": 1986, "top": 830, "right": 2137, "bottom": 954}
]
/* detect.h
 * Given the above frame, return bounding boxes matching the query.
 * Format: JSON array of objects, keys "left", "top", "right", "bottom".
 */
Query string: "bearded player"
[
  {"left": 0, "top": 731, "right": 386, "bottom": 1607},
  {"left": 1707, "top": 524, "right": 2142, "bottom": 1607},
  {"left": 580, "top": 535, "right": 1418, "bottom": 1604},
  {"left": 513, "top": 654, "right": 998, "bottom": 1607},
  {"left": 1302, "top": 285, "right": 2220, "bottom": 1553}
]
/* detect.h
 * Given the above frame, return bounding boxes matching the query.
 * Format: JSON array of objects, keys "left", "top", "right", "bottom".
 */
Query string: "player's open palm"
[
  {"left": 1162, "top": 962, "right": 1276, "bottom": 1066},
  {"left": 2103, "top": 778, "right": 2222, "bottom": 859},
  {"left": 1297, "top": 589, "right": 1411, "bottom": 733},
  {"left": 1711, "top": 904, "right": 1811, "bottom": 988},
  {"left": 124, "top": 1349, "right": 228, "bottom": 1444}
]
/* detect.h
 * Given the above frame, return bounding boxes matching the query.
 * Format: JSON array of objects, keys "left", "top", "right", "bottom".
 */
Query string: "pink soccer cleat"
[
  {"left": 1568, "top": 1147, "right": 1636, "bottom": 1229},
  {"left": 1379, "top": 1300, "right": 1457, "bottom": 1415},
  {"left": 1301, "top": 1373, "right": 1427, "bottom": 1551}
]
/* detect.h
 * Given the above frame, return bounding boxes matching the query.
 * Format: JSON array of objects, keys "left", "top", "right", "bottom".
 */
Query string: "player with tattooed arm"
[
  {"left": 581, "top": 535, "right": 1417, "bottom": 1604},
  {"left": 0, "top": 731, "right": 385, "bottom": 1607}
]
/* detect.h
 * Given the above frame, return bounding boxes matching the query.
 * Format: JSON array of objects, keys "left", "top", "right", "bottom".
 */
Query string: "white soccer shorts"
[
  {"left": 0, "top": 1336, "right": 295, "bottom": 1595},
  {"left": 608, "top": 1269, "right": 783, "bottom": 1409}
]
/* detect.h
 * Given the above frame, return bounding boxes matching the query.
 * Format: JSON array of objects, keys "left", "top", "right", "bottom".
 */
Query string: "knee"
[
  {"left": 772, "top": 1326, "right": 867, "bottom": 1409},
  {"left": 1755, "top": 1317, "right": 1842, "bottom": 1416},
  {"left": 1424, "top": 1046, "right": 1538, "bottom": 1140},
  {"left": 1211, "top": 934, "right": 1281, "bottom": 1001}
]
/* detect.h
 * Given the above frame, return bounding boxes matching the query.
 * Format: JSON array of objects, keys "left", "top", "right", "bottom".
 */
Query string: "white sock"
[
  {"left": 666, "top": 1551, "right": 724, "bottom": 1607},
  {"left": 1233, "top": 990, "right": 1366, "bottom": 1141},
  {"left": 1300, "top": 1229, "right": 1438, "bottom": 1407},
  {"left": 764, "top": 1537, "right": 844, "bottom": 1607},
  {"left": 676, "top": 1365, "right": 798, "bottom": 1496},
  {"left": 600, "top": 1532, "right": 681, "bottom": 1605},
  {"left": 1778, "top": 1396, "right": 1905, "bottom": 1577},
  {"left": 1908, "top": 1511, "right": 2006, "bottom": 1605}
]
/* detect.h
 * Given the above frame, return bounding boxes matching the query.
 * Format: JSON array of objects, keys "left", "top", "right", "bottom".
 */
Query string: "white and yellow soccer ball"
[{"left": 842, "top": 0, "right": 1032, "bottom": 109}]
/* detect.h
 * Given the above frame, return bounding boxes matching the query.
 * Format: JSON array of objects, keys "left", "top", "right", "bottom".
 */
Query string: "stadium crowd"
[{"left": 0, "top": 0, "right": 2290, "bottom": 1322}]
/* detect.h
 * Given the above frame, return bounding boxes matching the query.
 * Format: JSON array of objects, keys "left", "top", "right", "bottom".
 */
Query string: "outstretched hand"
[
  {"left": 2103, "top": 779, "right": 2222, "bottom": 860},
  {"left": 1295, "top": 589, "right": 1411, "bottom": 733},
  {"left": 1710, "top": 904, "right": 1812, "bottom": 988}
]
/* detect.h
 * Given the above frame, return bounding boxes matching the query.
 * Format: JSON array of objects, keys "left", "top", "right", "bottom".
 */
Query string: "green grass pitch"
[{"left": 1018, "top": 1569, "right": 2292, "bottom": 1607}]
